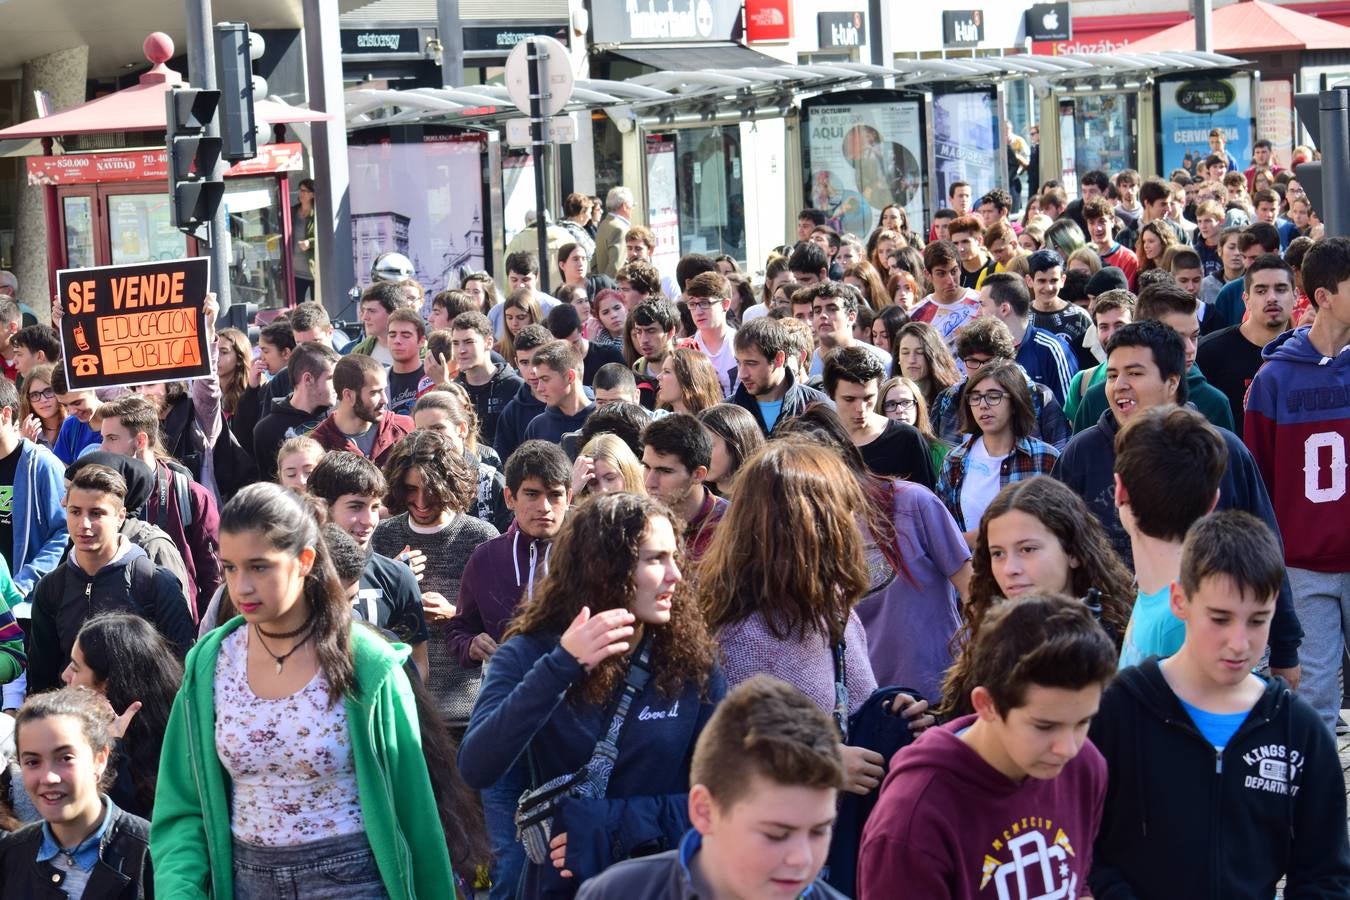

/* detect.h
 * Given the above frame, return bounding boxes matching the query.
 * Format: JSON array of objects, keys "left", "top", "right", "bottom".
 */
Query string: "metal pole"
[
  {"left": 1192, "top": 0, "right": 1212, "bottom": 53},
  {"left": 183, "top": 0, "right": 233, "bottom": 312},
  {"left": 302, "top": 0, "right": 356, "bottom": 320},
  {"left": 528, "top": 39, "right": 551, "bottom": 295},
  {"left": 1320, "top": 88, "right": 1350, "bottom": 238},
  {"left": 438, "top": 0, "right": 464, "bottom": 88}
]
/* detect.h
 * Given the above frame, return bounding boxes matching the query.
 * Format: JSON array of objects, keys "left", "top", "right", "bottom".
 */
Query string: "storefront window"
[
  {"left": 105, "top": 192, "right": 182, "bottom": 265},
  {"left": 1067, "top": 93, "right": 1136, "bottom": 180},
  {"left": 674, "top": 125, "right": 745, "bottom": 263},
  {"left": 62, "top": 196, "right": 95, "bottom": 270},
  {"left": 224, "top": 176, "right": 287, "bottom": 309}
]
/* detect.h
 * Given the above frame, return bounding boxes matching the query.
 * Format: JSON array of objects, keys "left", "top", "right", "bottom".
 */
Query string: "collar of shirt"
[{"left": 38, "top": 796, "right": 113, "bottom": 871}]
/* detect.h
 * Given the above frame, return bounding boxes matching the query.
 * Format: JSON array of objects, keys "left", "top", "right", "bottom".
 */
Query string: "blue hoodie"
[
  {"left": 493, "top": 380, "right": 546, "bottom": 463},
  {"left": 460, "top": 634, "right": 726, "bottom": 898},
  {"left": 11, "top": 439, "right": 68, "bottom": 597},
  {"left": 1245, "top": 326, "right": 1350, "bottom": 572}
]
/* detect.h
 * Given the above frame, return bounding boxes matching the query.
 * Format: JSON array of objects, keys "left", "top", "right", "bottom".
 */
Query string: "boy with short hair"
[
  {"left": 1083, "top": 197, "right": 1139, "bottom": 287},
  {"left": 1063, "top": 292, "right": 1135, "bottom": 428},
  {"left": 822, "top": 346, "right": 933, "bottom": 486},
  {"left": 386, "top": 307, "right": 431, "bottom": 417},
  {"left": 522, "top": 340, "right": 595, "bottom": 444},
  {"left": 1090, "top": 511, "right": 1350, "bottom": 898},
  {"left": 1114, "top": 406, "right": 1227, "bottom": 667},
  {"left": 948, "top": 215, "right": 996, "bottom": 290},
  {"left": 493, "top": 324, "right": 555, "bottom": 461},
  {"left": 578, "top": 676, "right": 847, "bottom": 900},
  {"left": 452, "top": 310, "right": 522, "bottom": 447},
  {"left": 10, "top": 325, "right": 59, "bottom": 381},
  {"left": 1192, "top": 199, "right": 1226, "bottom": 279},
  {"left": 295, "top": 450, "right": 429, "bottom": 677},
  {"left": 629, "top": 296, "right": 680, "bottom": 409},
  {"left": 680, "top": 272, "right": 739, "bottom": 397},
  {"left": 859, "top": 594, "right": 1116, "bottom": 900},
  {"left": 641, "top": 413, "right": 726, "bottom": 562},
  {"left": 27, "top": 464, "right": 193, "bottom": 693},
  {"left": 910, "top": 241, "right": 981, "bottom": 359},
  {"left": 51, "top": 365, "right": 103, "bottom": 464}
]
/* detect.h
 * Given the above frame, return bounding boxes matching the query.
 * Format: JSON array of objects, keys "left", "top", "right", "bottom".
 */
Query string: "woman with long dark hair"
[
  {"left": 61, "top": 613, "right": 183, "bottom": 820},
  {"left": 17, "top": 363, "right": 65, "bottom": 449},
  {"left": 459, "top": 492, "right": 724, "bottom": 898},
  {"left": 696, "top": 403, "right": 764, "bottom": 499},
  {"left": 939, "top": 476, "right": 1133, "bottom": 718},
  {"left": 216, "top": 327, "right": 251, "bottom": 421},
  {"left": 895, "top": 321, "right": 961, "bottom": 408},
  {"left": 151, "top": 483, "right": 456, "bottom": 898}
]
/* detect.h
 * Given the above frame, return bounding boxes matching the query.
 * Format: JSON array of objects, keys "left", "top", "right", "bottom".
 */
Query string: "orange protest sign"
[{"left": 57, "top": 257, "right": 211, "bottom": 391}]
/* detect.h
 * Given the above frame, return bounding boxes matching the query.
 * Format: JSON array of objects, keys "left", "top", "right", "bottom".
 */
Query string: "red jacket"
[{"left": 309, "top": 410, "right": 413, "bottom": 467}]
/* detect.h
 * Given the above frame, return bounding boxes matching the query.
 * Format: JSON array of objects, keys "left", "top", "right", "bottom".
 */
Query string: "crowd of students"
[{"left": 0, "top": 152, "right": 1341, "bottom": 898}]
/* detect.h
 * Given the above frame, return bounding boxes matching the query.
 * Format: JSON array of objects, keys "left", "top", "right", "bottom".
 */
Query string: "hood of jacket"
[
  {"left": 64, "top": 538, "right": 147, "bottom": 579},
  {"left": 888, "top": 715, "right": 1033, "bottom": 800},
  {"left": 66, "top": 451, "right": 156, "bottom": 516},
  {"left": 1262, "top": 323, "right": 1350, "bottom": 367},
  {"left": 262, "top": 395, "right": 329, "bottom": 424},
  {"left": 508, "top": 378, "right": 544, "bottom": 410}
]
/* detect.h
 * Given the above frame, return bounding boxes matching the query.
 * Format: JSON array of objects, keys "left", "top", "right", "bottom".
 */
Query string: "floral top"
[{"left": 214, "top": 627, "right": 364, "bottom": 846}]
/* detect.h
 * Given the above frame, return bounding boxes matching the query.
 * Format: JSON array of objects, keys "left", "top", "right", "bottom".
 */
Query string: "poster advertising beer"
[
  {"left": 57, "top": 257, "right": 212, "bottom": 392},
  {"left": 802, "top": 91, "right": 926, "bottom": 237},
  {"left": 1157, "top": 73, "right": 1254, "bottom": 179},
  {"left": 932, "top": 89, "right": 999, "bottom": 212}
]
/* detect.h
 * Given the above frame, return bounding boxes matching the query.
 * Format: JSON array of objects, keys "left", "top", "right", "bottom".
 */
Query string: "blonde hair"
[{"left": 578, "top": 433, "right": 646, "bottom": 497}]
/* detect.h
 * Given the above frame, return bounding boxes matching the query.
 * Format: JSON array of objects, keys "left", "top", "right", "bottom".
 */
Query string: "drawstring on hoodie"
[{"left": 511, "top": 531, "right": 552, "bottom": 603}]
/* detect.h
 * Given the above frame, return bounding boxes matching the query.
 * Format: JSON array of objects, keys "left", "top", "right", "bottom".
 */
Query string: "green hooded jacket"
[{"left": 149, "top": 618, "right": 453, "bottom": 898}]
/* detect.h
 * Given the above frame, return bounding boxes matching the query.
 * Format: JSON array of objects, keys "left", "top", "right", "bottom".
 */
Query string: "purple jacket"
[{"left": 448, "top": 524, "right": 553, "bottom": 667}]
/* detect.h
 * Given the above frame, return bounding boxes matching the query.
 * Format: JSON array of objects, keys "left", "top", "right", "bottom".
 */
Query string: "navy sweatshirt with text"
[{"left": 1089, "top": 660, "right": 1350, "bottom": 899}]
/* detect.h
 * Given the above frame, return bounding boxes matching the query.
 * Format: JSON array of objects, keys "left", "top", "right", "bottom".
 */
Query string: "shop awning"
[
  {"left": 1127, "top": 0, "right": 1350, "bottom": 54},
  {"left": 607, "top": 43, "right": 785, "bottom": 72}
]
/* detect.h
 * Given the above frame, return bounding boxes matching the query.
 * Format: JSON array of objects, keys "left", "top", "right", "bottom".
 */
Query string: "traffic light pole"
[{"left": 183, "top": 0, "right": 233, "bottom": 312}]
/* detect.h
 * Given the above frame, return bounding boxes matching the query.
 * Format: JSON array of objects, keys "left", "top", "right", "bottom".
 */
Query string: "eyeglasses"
[
  {"left": 967, "top": 390, "right": 1007, "bottom": 408},
  {"left": 882, "top": 398, "right": 915, "bottom": 413},
  {"left": 28, "top": 388, "right": 55, "bottom": 402},
  {"left": 686, "top": 299, "right": 722, "bottom": 311},
  {"left": 962, "top": 356, "right": 993, "bottom": 371}
]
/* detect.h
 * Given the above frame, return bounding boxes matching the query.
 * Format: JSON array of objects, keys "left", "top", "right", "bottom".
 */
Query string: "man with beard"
[
  {"left": 311, "top": 353, "right": 413, "bottom": 466},
  {"left": 1196, "top": 255, "right": 1295, "bottom": 439}
]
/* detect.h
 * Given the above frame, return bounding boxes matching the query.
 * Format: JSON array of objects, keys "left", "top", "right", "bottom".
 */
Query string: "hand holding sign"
[{"left": 56, "top": 258, "right": 212, "bottom": 392}]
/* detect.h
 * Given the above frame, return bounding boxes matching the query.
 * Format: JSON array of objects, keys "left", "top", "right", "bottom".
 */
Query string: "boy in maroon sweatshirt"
[{"left": 858, "top": 594, "right": 1116, "bottom": 899}]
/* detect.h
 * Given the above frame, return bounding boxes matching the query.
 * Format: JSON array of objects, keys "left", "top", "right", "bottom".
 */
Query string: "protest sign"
[{"left": 57, "top": 257, "right": 211, "bottom": 391}]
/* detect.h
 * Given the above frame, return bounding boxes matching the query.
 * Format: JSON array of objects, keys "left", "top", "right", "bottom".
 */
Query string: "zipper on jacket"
[
  {"left": 181, "top": 684, "right": 222, "bottom": 897},
  {"left": 84, "top": 582, "right": 91, "bottom": 606},
  {"left": 1214, "top": 748, "right": 1222, "bottom": 775}
]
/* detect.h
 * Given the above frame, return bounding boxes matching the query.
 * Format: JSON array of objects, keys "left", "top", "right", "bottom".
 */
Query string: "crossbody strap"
[
  {"left": 832, "top": 635, "right": 849, "bottom": 743},
  {"left": 581, "top": 637, "right": 652, "bottom": 796}
]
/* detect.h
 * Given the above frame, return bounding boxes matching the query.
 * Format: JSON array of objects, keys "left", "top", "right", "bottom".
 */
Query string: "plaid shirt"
[{"left": 936, "top": 435, "right": 1061, "bottom": 530}]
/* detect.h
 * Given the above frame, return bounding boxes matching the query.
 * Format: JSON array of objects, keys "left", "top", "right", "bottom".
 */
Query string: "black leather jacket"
[{"left": 0, "top": 798, "right": 152, "bottom": 899}]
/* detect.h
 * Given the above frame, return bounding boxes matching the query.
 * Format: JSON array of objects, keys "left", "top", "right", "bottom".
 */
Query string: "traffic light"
[
  {"left": 215, "top": 22, "right": 266, "bottom": 161},
  {"left": 165, "top": 87, "right": 224, "bottom": 234}
]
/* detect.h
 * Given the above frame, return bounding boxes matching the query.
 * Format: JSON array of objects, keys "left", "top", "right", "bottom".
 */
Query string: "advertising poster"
[
  {"left": 348, "top": 133, "right": 487, "bottom": 298},
  {"left": 932, "top": 89, "right": 999, "bottom": 212},
  {"left": 1158, "top": 74, "right": 1253, "bottom": 178},
  {"left": 57, "top": 257, "right": 211, "bottom": 391},
  {"left": 644, "top": 136, "right": 681, "bottom": 278},
  {"left": 804, "top": 97, "right": 924, "bottom": 237},
  {"left": 1257, "top": 79, "right": 1294, "bottom": 165}
]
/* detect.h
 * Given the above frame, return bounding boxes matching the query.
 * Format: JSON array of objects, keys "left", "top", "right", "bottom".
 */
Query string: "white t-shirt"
[
  {"left": 959, "top": 437, "right": 1006, "bottom": 530},
  {"left": 695, "top": 327, "right": 738, "bottom": 398}
]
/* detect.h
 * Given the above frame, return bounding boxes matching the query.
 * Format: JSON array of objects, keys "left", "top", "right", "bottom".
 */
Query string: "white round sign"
[{"left": 505, "top": 36, "right": 574, "bottom": 118}]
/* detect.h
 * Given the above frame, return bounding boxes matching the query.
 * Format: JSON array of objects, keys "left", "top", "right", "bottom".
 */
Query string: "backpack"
[{"left": 148, "top": 462, "right": 194, "bottom": 531}]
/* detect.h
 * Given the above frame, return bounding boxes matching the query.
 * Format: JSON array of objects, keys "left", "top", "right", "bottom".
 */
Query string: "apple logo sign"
[{"left": 1043, "top": 9, "right": 1059, "bottom": 30}]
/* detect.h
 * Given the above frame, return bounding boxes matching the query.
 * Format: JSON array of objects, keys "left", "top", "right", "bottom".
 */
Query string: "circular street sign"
[{"left": 505, "top": 36, "right": 575, "bottom": 118}]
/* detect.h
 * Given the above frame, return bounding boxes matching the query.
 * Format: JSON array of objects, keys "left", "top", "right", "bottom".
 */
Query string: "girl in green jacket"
[{"left": 150, "top": 482, "right": 454, "bottom": 899}]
